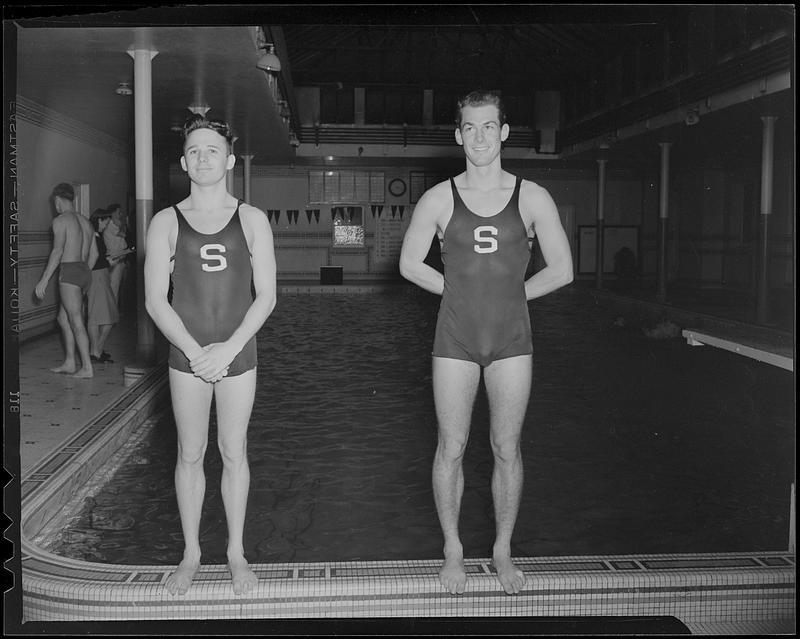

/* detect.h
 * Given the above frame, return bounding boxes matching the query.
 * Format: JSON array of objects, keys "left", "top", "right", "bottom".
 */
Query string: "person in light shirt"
[{"left": 103, "top": 202, "right": 131, "bottom": 305}]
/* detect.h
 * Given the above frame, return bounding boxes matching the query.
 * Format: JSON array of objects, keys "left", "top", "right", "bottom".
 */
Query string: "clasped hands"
[{"left": 188, "top": 342, "right": 235, "bottom": 383}]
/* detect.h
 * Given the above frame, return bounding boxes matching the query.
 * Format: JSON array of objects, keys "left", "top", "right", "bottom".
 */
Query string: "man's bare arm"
[
  {"left": 35, "top": 218, "right": 66, "bottom": 300},
  {"left": 399, "top": 183, "right": 449, "bottom": 295},
  {"left": 522, "top": 183, "right": 574, "bottom": 300},
  {"left": 143, "top": 210, "right": 205, "bottom": 361}
]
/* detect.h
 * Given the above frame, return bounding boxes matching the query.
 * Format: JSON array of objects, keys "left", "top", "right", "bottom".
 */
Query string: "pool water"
[{"left": 48, "top": 287, "right": 795, "bottom": 566}]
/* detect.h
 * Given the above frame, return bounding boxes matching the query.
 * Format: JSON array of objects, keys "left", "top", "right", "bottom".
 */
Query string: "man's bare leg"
[
  {"left": 484, "top": 354, "right": 531, "bottom": 595},
  {"left": 164, "top": 368, "right": 213, "bottom": 595},
  {"left": 214, "top": 369, "right": 258, "bottom": 595},
  {"left": 51, "top": 305, "right": 77, "bottom": 373},
  {"left": 431, "top": 356, "right": 480, "bottom": 595},
  {"left": 59, "top": 283, "right": 93, "bottom": 377}
]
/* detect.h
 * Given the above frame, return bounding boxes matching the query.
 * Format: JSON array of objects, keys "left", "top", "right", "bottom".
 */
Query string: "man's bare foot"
[
  {"left": 71, "top": 367, "right": 93, "bottom": 378},
  {"left": 165, "top": 556, "right": 200, "bottom": 596},
  {"left": 228, "top": 554, "right": 257, "bottom": 595},
  {"left": 492, "top": 554, "right": 526, "bottom": 595},
  {"left": 439, "top": 543, "right": 467, "bottom": 595},
  {"left": 51, "top": 362, "right": 77, "bottom": 374}
]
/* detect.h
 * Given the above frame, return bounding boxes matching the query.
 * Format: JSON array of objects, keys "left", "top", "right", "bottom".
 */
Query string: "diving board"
[{"left": 683, "top": 328, "right": 794, "bottom": 371}]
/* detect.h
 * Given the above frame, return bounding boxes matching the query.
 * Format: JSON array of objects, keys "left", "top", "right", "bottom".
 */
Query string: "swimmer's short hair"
[
  {"left": 52, "top": 182, "right": 75, "bottom": 201},
  {"left": 455, "top": 90, "right": 507, "bottom": 128},
  {"left": 182, "top": 114, "right": 234, "bottom": 153}
]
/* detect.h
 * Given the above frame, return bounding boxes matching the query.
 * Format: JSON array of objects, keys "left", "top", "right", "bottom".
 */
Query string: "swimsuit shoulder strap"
[
  {"left": 449, "top": 177, "right": 466, "bottom": 214},
  {"left": 170, "top": 204, "right": 186, "bottom": 262}
]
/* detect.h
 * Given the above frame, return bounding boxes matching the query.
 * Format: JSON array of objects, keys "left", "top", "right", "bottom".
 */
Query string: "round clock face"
[{"left": 388, "top": 178, "right": 406, "bottom": 197}]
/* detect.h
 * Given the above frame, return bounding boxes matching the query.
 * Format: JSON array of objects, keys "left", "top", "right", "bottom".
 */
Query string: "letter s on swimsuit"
[
  {"left": 473, "top": 225, "right": 498, "bottom": 254},
  {"left": 200, "top": 244, "right": 228, "bottom": 272}
]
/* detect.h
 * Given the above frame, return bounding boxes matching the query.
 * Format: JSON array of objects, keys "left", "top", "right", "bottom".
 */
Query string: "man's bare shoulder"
[
  {"left": 415, "top": 179, "right": 453, "bottom": 214},
  {"left": 77, "top": 213, "right": 94, "bottom": 231},
  {"left": 520, "top": 179, "right": 556, "bottom": 209},
  {"left": 150, "top": 206, "right": 178, "bottom": 230},
  {"left": 239, "top": 203, "right": 272, "bottom": 232},
  {"left": 238, "top": 202, "right": 267, "bottom": 221},
  {"left": 519, "top": 178, "right": 549, "bottom": 196}
]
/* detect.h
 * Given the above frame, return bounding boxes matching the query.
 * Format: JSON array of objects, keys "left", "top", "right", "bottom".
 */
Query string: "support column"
[
  {"left": 422, "top": 89, "right": 433, "bottom": 128},
  {"left": 595, "top": 145, "right": 608, "bottom": 289},
  {"left": 128, "top": 46, "right": 158, "bottom": 366},
  {"left": 756, "top": 116, "right": 776, "bottom": 324},
  {"left": 242, "top": 154, "right": 255, "bottom": 203},
  {"left": 226, "top": 136, "right": 238, "bottom": 196},
  {"left": 657, "top": 142, "right": 672, "bottom": 302}
]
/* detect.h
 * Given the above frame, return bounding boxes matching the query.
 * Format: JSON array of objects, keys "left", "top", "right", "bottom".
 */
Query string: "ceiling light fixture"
[
  {"left": 115, "top": 82, "right": 133, "bottom": 96},
  {"left": 256, "top": 44, "right": 281, "bottom": 73},
  {"left": 188, "top": 104, "right": 211, "bottom": 116}
]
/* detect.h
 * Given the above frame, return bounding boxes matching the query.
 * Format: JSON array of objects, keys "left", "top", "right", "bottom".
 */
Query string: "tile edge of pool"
[{"left": 17, "top": 357, "right": 797, "bottom": 625}]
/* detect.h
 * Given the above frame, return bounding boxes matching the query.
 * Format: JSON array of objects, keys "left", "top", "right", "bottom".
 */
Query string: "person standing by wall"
[{"left": 34, "top": 183, "right": 98, "bottom": 378}]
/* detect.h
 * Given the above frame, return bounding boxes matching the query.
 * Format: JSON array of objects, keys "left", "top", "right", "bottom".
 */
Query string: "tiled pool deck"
[{"left": 7, "top": 282, "right": 795, "bottom": 632}]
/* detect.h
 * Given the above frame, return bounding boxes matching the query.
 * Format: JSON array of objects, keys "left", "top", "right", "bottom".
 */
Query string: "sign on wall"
[{"left": 375, "top": 214, "right": 405, "bottom": 262}]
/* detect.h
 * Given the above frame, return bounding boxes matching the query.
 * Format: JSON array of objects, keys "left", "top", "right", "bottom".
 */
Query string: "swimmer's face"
[
  {"left": 455, "top": 104, "right": 509, "bottom": 167},
  {"left": 181, "top": 127, "right": 235, "bottom": 184}
]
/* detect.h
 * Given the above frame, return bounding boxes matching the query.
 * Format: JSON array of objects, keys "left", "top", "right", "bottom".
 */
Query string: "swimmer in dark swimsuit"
[
  {"left": 145, "top": 115, "right": 276, "bottom": 597},
  {"left": 35, "top": 182, "right": 98, "bottom": 378},
  {"left": 400, "top": 91, "right": 573, "bottom": 596}
]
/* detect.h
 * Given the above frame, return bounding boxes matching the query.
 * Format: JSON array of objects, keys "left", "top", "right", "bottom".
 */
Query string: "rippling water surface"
[{"left": 49, "top": 287, "right": 795, "bottom": 565}]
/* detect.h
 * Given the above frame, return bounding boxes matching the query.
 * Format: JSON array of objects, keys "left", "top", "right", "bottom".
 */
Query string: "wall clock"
[{"left": 388, "top": 178, "right": 407, "bottom": 197}]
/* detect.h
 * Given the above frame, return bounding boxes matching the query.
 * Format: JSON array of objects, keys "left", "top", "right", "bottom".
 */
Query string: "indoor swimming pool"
[{"left": 45, "top": 286, "right": 794, "bottom": 568}]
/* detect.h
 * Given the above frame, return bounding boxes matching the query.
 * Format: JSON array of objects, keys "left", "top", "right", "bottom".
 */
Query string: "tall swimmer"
[
  {"left": 145, "top": 114, "right": 276, "bottom": 596},
  {"left": 399, "top": 91, "right": 573, "bottom": 595},
  {"left": 35, "top": 182, "right": 98, "bottom": 378}
]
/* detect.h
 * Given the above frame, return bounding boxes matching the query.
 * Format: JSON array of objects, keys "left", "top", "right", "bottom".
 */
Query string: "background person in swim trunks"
[
  {"left": 145, "top": 115, "right": 277, "bottom": 597},
  {"left": 34, "top": 182, "right": 98, "bottom": 378},
  {"left": 400, "top": 91, "right": 573, "bottom": 596}
]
